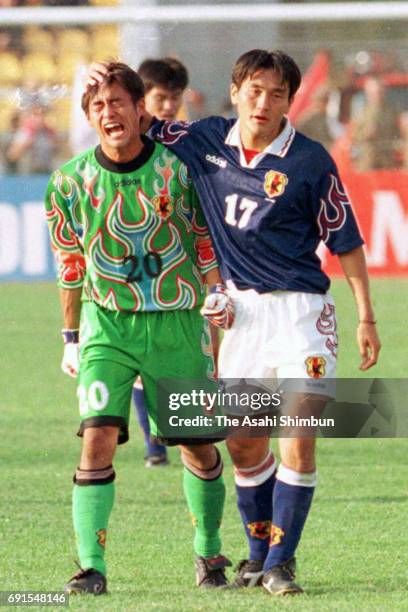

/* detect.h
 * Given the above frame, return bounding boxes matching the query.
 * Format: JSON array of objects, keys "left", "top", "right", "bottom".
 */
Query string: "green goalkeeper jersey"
[{"left": 45, "top": 138, "right": 217, "bottom": 312}]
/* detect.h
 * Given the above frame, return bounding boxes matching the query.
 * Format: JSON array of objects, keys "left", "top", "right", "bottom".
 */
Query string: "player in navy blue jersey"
[{"left": 88, "top": 50, "right": 381, "bottom": 596}]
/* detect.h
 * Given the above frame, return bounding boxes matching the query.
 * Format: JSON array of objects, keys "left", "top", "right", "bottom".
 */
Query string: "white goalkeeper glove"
[
  {"left": 61, "top": 329, "right": 80, "bottom": 378},
  {"left": 200, "top": 284, "right": 235, "bottom": 330}
]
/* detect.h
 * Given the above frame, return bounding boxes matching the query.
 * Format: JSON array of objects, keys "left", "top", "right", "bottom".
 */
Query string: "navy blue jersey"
[{"left": 148, "top": 116, "right": 363, "bottom": 294}]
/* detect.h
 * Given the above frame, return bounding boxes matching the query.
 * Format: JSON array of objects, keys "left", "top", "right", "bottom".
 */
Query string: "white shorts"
[{"left": 218, "top": 286, "right": 337, "bottom": 398}]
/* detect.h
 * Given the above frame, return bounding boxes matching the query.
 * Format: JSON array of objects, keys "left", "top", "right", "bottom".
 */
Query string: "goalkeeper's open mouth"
[{"left": 104, "top": 122, "right": 125, "bottom": 138}]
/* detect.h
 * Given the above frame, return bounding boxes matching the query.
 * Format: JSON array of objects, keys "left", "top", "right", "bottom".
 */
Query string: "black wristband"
[{"left": 62, "top": 329, "right": 79, "bottom": 344}]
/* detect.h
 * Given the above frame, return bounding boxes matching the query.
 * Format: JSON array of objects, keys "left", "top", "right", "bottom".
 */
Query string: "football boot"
[
  {"left": 195, "top": 554, "right": 232, "bottom": 588},
  {"left": 231, "top": 559, "right": 264, "bottom": 588},
  {"left": 64, "top": 567, "right": 107, "bottom": 595},
  {"left": 262, "top": 558, "right": 303, "bottom": 596}
]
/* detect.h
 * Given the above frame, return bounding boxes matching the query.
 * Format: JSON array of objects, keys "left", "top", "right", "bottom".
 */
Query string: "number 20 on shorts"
[{"left": 77, "top": 381, "right": 110, "bottom": 415}]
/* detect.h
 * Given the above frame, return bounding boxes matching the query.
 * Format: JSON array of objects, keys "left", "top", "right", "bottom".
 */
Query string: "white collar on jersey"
[{"left": 225, "top": 117, "right": 296, "bottom": 169}]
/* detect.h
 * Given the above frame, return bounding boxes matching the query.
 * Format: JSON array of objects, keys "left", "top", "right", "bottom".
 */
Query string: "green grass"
[
  {"left": 1, "top": 280, "right": 408, "bottom": 611},
  {"left": 330, "top": 278, "right": 407, "bottom": 378}
]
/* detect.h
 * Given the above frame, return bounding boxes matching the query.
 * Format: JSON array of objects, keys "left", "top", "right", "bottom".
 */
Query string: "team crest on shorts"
[
  {"left": 305, "top": 356, "right": 327, "bottom": 378},
  {"left": 263, "top": 170, "right": 288, "bottom": 198},
  {"left": 247, "top": 520, "right": 272, "bottom": 540},
  {"left": 269, "top": 525, "right": 285, "bottom": 547},
  {"left": 152, "top": 193, "right": 173, "bottom": 219}
]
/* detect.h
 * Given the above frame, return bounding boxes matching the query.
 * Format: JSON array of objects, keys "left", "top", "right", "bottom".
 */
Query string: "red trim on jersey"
[{"left": 242, "top": 146, "right": 259, "bottom": 164}]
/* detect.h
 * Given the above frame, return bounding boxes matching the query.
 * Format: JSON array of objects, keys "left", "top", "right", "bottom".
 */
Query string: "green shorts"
[{"left": 77, "top": 301, "right": 216, "bottom": 443}]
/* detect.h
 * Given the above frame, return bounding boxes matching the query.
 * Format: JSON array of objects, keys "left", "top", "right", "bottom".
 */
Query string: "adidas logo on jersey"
[
  {"left": 114, "top": 178, "right": 140, "bottom": 187},
  {"left": 205, "top": 154, "right": 227, "bottom": 168}
]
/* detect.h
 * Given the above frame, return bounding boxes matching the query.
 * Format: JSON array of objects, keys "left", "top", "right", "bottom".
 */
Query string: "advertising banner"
[
  {"left": 320, "top": 170, "right": 408, "bottom": 276},
  {"left": 0, "top": 175, "right": 54, "bottom": 281}
]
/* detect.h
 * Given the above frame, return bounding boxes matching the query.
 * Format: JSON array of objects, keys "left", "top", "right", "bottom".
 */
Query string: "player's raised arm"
[
  {"left": 338, "top": 246, "right": 381, "bottom": 370},
  {"left": 87, "top": 61, "right": 109, "bottom": 87}
]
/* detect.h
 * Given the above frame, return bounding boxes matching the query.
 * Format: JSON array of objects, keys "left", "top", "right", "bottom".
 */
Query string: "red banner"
[
  {"left": 288, "top": 50, "right": 330, "bottom": 125},
  {"left": 321, "top": 170, "right": 408, "bottom": 276}
]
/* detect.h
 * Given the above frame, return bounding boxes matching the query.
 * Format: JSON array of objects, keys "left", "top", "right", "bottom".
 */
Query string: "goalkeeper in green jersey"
[{"left": 45, "top": 61, "right": 232, "bottom": 595}]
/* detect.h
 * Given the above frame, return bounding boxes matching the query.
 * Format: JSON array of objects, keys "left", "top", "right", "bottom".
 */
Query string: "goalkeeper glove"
[
  {"left": 200, "top": 284, "right": 235, "bottom": 330},
  {"left": 61, "top": 329, "right": 80, "bottom": 378}
]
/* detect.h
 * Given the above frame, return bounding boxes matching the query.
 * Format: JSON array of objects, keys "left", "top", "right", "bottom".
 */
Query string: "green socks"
[
  {"left": 183, "top": 468, "right": 225, "bottom": 557},
  {"left": 72, "top": 482, "right": 115, "bottom": 576},
  {"left": 72, "top": 467, "right": 225, "bottom": 571}
]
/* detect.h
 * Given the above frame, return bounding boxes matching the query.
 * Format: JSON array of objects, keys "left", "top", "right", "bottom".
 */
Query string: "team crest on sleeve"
[
  {"left": 264, "top": 171, "right": 288, "bottom": 198},
  {"left": 305, "top": 356, "right": 327, "bottom": 378}
]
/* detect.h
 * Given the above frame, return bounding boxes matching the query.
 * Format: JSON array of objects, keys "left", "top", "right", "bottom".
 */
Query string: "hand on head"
[{"left": 86, "top": 62, "right": 109, "bottom": 89}]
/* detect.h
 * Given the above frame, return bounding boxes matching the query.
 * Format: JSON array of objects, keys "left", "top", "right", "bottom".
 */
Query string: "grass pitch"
[{"left": 1, "top": 279, "right": 407, "bottom": 611}]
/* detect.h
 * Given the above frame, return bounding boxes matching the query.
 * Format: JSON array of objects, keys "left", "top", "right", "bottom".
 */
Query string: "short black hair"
[
  {"left": 82, "top": 61, "right": 144, "bottom": 115},
  {"left": 232, "top": 49, "right": 301, "bottom": 99},
  {"left": 138, "top": 57, "right": 189, "bottom": 93}
]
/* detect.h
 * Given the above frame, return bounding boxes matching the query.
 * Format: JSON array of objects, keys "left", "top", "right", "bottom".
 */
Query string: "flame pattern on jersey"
[
  {"left": 77, "top": 159, "right": 106, "bottom": 212},
  {"left": 177, "top": 160, "right": 189, "bottom": 190},
  {"left": 157, "top": 120, "right": 189, "bottom": 145},
  {"left": 46, "top": 171, "right": 86, "bottom": 287},
  {"left": 201, "top": 319, "right": 216, "bottom": 380},
  {"left": 45, "top": 142, "right": 217, "bottom": 312},
  {"left": 317, "top": 174, "right": 349, "bottom": 243}
]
